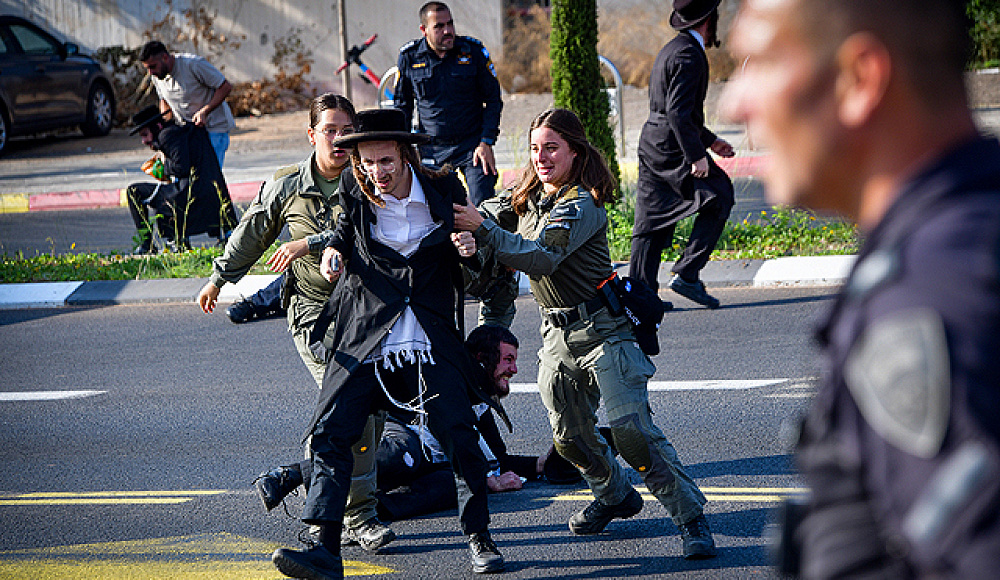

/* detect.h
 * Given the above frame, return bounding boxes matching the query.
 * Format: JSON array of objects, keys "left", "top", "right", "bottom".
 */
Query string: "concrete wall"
[{"left": 0, "top": 0, "right": 503, "bottom": 105}]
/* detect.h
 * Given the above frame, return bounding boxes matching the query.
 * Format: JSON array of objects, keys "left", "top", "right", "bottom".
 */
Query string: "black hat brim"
[
  {"left": 332, "top": 131, "right": 430, "bottom": 149},
  {"left": 128, "top": 113, "right": 165, "bottom": 136},
  {"left": 670, "top": 0, "right": 721, "bottom": 30}
]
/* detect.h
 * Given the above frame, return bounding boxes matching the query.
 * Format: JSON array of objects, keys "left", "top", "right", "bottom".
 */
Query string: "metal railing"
[{"left": 599, "top": 55, "right": 625, "bottom": 156}]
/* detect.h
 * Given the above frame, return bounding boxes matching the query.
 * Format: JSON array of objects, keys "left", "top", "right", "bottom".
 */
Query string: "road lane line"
[
  {"left": 1, "top": 490, "right": 227, "bottom": 506},
  {"left": 0, "top": 533, "right": 396, "bottom": 578},
  {"left": 545, "top": 485, "right": 809, "bottom": 504},
  {"left": 509, "top": 379, "right": 791, "bottom": 393},
  {"left": 0, "top": 390, "right": 105, "bottom": 401}
]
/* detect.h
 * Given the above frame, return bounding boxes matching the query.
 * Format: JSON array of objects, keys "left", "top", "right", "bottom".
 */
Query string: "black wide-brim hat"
[
  {"left": 670, "top": 0, "right": 721, "bottom": 30},
  {"left": 129, "top": 105, "right": 165, "bottom": 136},
  {"left": 331, "top": 108, "right": 430, "bottom": 148}
]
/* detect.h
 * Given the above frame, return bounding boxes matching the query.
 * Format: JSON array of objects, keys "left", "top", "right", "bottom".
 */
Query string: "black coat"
[
  {"left": 634, "top": 31, "right": 727, "bottom": 234},
  {"left": 306, "top": 168, "right": 502, "bottom": 437},
  {"left": 157, "top": 123, "right": 238, "bottom": 236}
]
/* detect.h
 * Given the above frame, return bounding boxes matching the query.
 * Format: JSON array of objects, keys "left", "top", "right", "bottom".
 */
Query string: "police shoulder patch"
[
  {"left": 273, "top": 165, "right": 299, "bottom": 180},
  {"left": 844, "top": 308, "right": 951, "bottom": 459}
]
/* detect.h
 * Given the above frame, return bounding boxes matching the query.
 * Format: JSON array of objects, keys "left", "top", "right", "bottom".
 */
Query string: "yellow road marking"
[
  {"left": 545, "top": 485, "right": 809, "bottom": 504},
  {"left": 1, "top": 490, "right": 227, "bottom": 506},
  {"left": 0, "top": 533, "right": 396, "bottom": 579}
]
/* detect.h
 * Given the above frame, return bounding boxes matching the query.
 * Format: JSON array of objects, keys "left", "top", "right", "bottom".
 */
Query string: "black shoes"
[
  {"left": 468, "top": 531, "right": 505, "bottom": 574},
  {"left": 679, "top": 514, "right": 717, "bottom": 560},
  {"left": 272, "top": 544, "right": 343, "bottom": 580},
  {"left": 568, "top": 488, "right": 644, "bottom": 534},
  {"left": 341, "top": 518, "right": 396, "bottom": 553},
  {"left": 668, "top": 274, "right": 720, "bottom": 309},
  {"left": 226, "top": 298, "right": 284, "bottom": 324},
  {"left": 226, "top": 299, "right": 259, "bottom": 324},
  {"left": 253, "top": 465, "right": 303, "bottom": 511},
  {"left": 662, "top": 300, "right": 674, "bottom": 313}
]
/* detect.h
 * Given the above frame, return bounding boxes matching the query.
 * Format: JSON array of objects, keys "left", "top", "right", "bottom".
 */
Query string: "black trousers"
[
  {"left": 302, "top": 358, "right": 490, "bottom": 536},
  {"left": 629, "top": 175, "right": 734, "bottom": 291}
]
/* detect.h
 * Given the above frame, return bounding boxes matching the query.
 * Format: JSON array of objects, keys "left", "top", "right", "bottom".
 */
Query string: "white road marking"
[
  {"left": 508, "top": 379, "right": 789, "bottom": 393},
  {"left": 0, "top": 390, "right": 106, "bottom": 401}
]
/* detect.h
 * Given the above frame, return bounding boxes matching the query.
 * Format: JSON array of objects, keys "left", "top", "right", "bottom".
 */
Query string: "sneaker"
[
  {"left": 468, "top": 531, "right": 505, "bottom": 574},
  {"left": 272, "top": 544, "right": 343, "bottom": 580},
  {"left": 569, "top": 488, "right": 643, "bottom": 535},
  {"left": 252, "top": 465, "right": 302, "bottom": 512},
  {"left": 679, "top": 514, "right": 717, "bottom": 560},
  {"left": 342, "top": 518, "right": 395, "bottom": 553},
  {"left": 668, "top": 274, "right": 720, "bottom": 309},
  {"left": 226, "top": 299, "right": 258, "bottom": 324}
]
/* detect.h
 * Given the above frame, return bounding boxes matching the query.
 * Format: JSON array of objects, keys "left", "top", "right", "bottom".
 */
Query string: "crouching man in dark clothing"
[{"left": 126, "top": 105, "right": 237, "bottom": 254}]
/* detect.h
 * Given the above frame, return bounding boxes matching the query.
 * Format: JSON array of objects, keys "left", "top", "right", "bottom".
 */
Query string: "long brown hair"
[
  {"left": 511, "top": 108, "right": 617, "bottom": 215},
  {"left": 349, "top": 141, "right": 451, "bottom": 207}
]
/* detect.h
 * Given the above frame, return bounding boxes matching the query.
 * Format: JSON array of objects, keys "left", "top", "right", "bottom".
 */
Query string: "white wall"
[{"left": 1, "top": 0, "right": 503, "bottom": 105}]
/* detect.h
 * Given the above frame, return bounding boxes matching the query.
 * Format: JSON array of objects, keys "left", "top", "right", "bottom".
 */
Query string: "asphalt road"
[{"left": 0, "top": 287, "right": 830, "bottom": 579}]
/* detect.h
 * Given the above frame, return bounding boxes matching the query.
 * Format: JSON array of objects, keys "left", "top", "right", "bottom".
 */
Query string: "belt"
[{"left": 543, "top": 295, "right": 606, "bottom": 328}]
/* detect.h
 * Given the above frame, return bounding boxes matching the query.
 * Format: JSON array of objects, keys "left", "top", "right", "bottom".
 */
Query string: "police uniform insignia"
[
  {"left": 273, "top": 165, "right": 299, "bottom": 180},
  {"left": 458, "top": 55, "right": 471, "bottom": 64},
  {"left": 549, "top": 203, "right": 579, "bottom": 221},
  {"left": 412, "top": 62, "right": 427, "bottom": 69},
  {"left": 844, "top": 308, "right": 950, "bottom": 459}
]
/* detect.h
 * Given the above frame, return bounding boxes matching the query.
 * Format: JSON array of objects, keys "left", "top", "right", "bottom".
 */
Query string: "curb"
[
  {"left": 0, "top": 155, "right": 770, "bottom": 214},
  {"left": 0, "top": 255, "right": 853, "bottom": 310}
]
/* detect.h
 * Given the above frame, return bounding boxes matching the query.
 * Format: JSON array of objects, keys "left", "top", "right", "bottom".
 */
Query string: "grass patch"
[
  {"left": 1, "top": 246, "right": 281, "bottom": 284},
  {"left": 606, "top": 182, "right": 858, "bottom": 262}
]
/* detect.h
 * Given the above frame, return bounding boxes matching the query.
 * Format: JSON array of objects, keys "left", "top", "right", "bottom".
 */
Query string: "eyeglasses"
[
  {"left": 314, "top": 126, "right": 354, "bottom": 140},
  {"left": 359, "top": 158, "right": 398, "bottom": 175}
]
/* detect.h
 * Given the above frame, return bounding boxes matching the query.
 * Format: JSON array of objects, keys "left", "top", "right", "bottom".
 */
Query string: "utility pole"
[{"left": 337, "top": 0, "right": 351, "bottom": 100}]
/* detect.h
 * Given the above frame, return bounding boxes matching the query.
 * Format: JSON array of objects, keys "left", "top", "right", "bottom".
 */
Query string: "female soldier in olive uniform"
[
  {"left": 195, "top": 94, "right": 395, "bottom": 552},
  {"left": 454, "top": 108, "right": 716, "bottom": 560}
]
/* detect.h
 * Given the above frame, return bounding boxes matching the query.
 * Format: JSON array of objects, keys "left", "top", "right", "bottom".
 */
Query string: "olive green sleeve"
[
  {"left": 472, "top": 194, "right": 607, "bottom": 277},
  {"left": 209, "top": 180, "right": 287, "bottom": 287}
]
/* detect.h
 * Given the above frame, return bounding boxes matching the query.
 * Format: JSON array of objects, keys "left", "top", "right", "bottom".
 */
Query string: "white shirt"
[
  {"left": 369, "top": 167, "right": 442, "bottom": 360},
  {"left": 688, "top": 29, "right": 706, "bottom": 50}
]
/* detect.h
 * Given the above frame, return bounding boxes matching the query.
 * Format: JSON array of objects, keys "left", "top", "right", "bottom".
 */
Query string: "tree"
[{"left": 549, "top": 0, "right": 621, "bottom": 188}]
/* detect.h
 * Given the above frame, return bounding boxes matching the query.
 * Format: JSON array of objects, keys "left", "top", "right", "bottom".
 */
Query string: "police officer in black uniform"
[
  {"left": 394, "top": 1, "right": 503, "bottom": 208},
  {"left": 725, "top": 0, "right": 1000, "bottom": 577}
]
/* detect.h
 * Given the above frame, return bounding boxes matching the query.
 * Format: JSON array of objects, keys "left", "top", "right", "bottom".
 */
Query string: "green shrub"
[{"left": 549, "top": 0, "right": 621, "bottom": 188}]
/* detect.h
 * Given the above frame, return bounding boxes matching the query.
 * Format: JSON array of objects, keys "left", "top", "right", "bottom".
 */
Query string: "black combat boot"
[
  {"left": 468, "top": 530, "right": 505, "bottom": 574},
  {"left": 568, "top": 487, "right": 644, "bottom": 534},
  {"left": 678, "top": 513, "right": 717, "bottom": 559},
  {"left": 342, "top": 517, "right": 396, "bottom": 552},
  {"left": 272, "top": 524, "right": 344, "bottom": 580},
  {"left": 253, "top": 464, "right": 303, "bottom": 511}
]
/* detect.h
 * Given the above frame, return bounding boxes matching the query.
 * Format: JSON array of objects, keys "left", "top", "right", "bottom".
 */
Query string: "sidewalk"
[{"left": 0, "top": 255, "right": 854, "bottom": 309}]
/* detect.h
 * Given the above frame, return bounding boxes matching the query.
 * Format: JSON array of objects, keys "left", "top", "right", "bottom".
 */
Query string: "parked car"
[{"left": 0, "top": 15, "right": 116, "bottom": 155}]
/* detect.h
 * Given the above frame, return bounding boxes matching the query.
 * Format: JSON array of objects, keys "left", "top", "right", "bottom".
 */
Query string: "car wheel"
[{"left": 81, "top": 83, "right": 114, "bottom": 137}]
